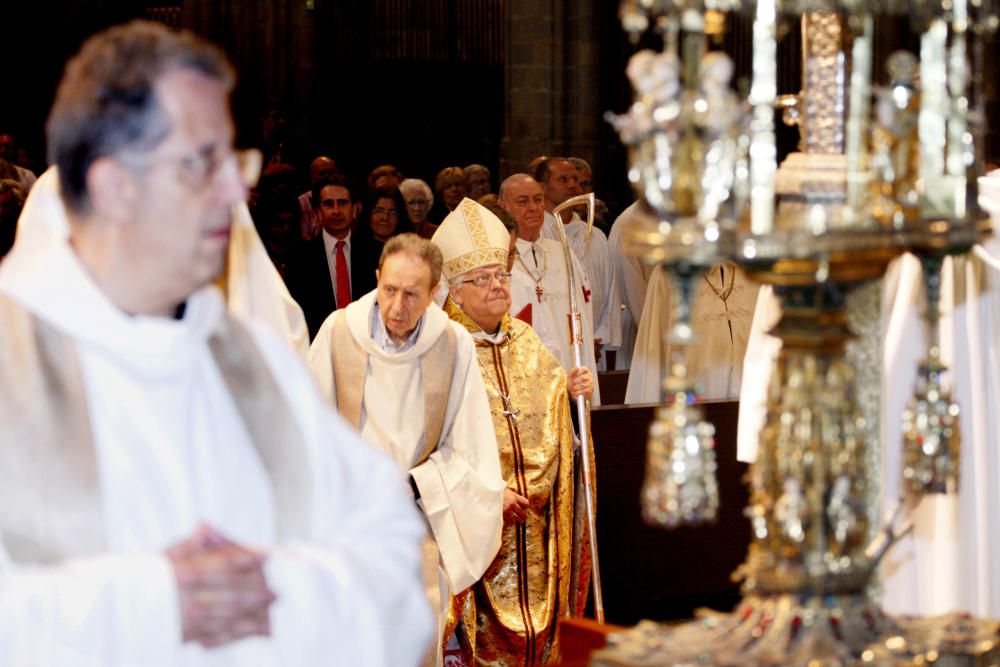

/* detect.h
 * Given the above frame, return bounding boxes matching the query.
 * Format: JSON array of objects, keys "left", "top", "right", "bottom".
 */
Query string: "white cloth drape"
[{"left": 607, "top": 202, "right": 659, "bottom": 371}]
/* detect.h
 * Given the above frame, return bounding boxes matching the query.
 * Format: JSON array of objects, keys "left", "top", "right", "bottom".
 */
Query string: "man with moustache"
[{"left": 285, "top": 174, "right": 377, "bottom": 338}]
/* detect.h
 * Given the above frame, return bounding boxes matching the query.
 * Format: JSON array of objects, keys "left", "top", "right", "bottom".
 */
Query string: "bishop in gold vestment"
[{"left": 432, "top": 198, "right": 594, "bottom": 665}]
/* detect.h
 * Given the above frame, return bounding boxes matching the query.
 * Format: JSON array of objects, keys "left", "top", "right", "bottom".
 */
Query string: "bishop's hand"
[
  {"left": 503, "top": 488, "right": 530, "bottom": 525},
  {"left": 167, "top": 523, "right": 276, "bottom": 649},
  {"left": 567, "top": 366, "right": 594, "bottom": 401}
]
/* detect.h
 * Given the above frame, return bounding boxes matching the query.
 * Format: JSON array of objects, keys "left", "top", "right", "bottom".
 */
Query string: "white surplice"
[
  {"left": 509, "top": 236, "right": 602, "bottom": 405},
  {"left": 307, "top": 291, "right": 504, "bottom": 594},
  {"left": 0, "top": 240, "right": 432, "bottom": 666},
  {"left": 13, "top": 167, "right": 309, "bottom": 359},
  {"left": 561, "top": 213, "right": 623, "bottom": 369},
  {"left": 626, "top": 263, "right": 758, "bottom": 403},
  {"left": 607, "top": 202, "right": 657, "bottom": 371}
]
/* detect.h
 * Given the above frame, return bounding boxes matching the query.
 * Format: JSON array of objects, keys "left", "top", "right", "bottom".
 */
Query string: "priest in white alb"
[
  {"left": 500, "top": 173, "right": 603, "bottom": 404},
  {"left": 625, "top": 262, "right": 759, "bottom": 403},
  {"left": 607, "top": 200, "right": 658, "bottom": 370},
  {"left": 307, "top": 233, "right": 505, "bottom": 663},
  {"left": 0, "top": 21, "right": 431, "bottom": 667}
]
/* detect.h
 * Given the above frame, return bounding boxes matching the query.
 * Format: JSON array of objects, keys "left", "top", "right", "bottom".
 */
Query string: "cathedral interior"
[{"left": 6, "top": 1, "right": 1000, "bottom": 660}]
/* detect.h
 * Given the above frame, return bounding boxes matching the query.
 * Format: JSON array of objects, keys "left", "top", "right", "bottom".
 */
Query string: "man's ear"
[
  {"left": 352, "top": 201, "right": 362, "bottom": 221},
  {"left": 86, "top": 157, "right": 138, "bottom": 225},
  {"left": 447, "top": 282, "right": 462, "bottom": 305},
  {"left": 374, "top": 268, "right": 380, "bottom": 283}
]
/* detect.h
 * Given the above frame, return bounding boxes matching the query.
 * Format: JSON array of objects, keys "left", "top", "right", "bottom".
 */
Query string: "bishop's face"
[{"left": 450, "top": 263, "right": 511, "bottom": 333}]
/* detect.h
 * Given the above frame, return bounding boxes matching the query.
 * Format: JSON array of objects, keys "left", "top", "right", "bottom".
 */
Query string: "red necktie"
[{"left": 335, "top": 240, "right": 351, "bottom": 308}]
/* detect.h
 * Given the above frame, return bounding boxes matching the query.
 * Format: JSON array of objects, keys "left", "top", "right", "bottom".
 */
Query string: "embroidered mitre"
[{"left": 432, "top": 198, "right": 510, "bottom": 280}]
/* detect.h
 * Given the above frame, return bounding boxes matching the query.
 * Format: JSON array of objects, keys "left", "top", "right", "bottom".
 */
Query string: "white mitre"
[{"left": 432, "top": 197, "right": 510, "bottom": 280}]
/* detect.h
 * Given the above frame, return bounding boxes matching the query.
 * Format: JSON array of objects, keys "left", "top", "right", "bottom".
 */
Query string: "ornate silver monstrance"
[{"left": 595, "top": 0, "right": 1000, "bottom": 664}]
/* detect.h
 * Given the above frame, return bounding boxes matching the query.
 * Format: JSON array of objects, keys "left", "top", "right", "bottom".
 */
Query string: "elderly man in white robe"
[
  {"left": 625, "top": 262, "right": 759, "bottom": 403},
  {"left": 500, "top": 173, "right": 603, "bottom": 404},
  {"left": 307, "top": 232, "right": 505, "bottom": 664},
  {"left": 0, "top": 20, "right": 431, "bottom": 667}
]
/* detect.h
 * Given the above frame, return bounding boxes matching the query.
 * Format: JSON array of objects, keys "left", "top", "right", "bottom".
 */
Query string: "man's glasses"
[
  {"left": 121, "top": 146, "right": 262, "bottom": 191},
  {"left": 461, "top": 270, "right": 512, "bottom": 287}
]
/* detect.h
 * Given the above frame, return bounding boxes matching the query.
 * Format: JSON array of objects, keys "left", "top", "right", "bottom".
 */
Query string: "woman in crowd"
[
  {"left": 354, "top": 184, "right": 413, "bottom": 265},
  {"left": 431, "top": 166, "right": 468, "bottom": 222},
  {"left": 400, "top": 178, "right": 437, "bottom": 239}
]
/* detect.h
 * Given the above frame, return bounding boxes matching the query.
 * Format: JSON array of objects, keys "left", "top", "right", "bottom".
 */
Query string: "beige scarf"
[
  {"left": 0, "top": 295, "right": 311, "bottom": 563},
  {"left": 328, "top": 310, "right": 457, "bottom": 468}
]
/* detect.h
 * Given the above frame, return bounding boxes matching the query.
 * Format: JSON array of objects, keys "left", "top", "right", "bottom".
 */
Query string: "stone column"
[{"left": 501, "top": 0, "right": 602, "bottom": 176}]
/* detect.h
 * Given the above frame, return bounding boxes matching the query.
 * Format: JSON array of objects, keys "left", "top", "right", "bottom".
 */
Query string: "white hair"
[{"left": 400, "top": 178, "right": 433, "bottom": 208}]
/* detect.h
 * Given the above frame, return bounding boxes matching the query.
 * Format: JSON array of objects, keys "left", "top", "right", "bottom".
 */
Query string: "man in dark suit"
[{"left": 285, "top": 175, "right": 377, "bottom": 338}]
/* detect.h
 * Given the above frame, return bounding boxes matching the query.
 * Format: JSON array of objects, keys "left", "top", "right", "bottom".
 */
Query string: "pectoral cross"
[
  {"left": 535, "top": 285, "right": 545, "bottom": 303},
  {"left": 499, "top": 390, "right": 520, "bottom": 422}
]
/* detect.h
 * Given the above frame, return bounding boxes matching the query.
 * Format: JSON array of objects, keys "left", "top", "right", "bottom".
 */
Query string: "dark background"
[{"left": 3, "top": 2, "right": 999, "bottom": 222}]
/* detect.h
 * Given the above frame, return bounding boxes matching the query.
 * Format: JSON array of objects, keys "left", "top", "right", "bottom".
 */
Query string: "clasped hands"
[{"left": 166, "top": 523, "right": 275, "bottom": 649}]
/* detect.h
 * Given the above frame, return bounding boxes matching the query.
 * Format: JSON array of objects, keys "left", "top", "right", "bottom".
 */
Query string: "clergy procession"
[
  {"left": 0, "top": 15, "right": 756, "bottom": 666},
  {"left": 3, "top": 6, "right": 1000, "bottom": 667}
]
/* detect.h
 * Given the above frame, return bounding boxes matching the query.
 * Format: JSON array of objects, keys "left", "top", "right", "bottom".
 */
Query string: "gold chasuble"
[{"left": 444, "top": 298, "right": 576, "bottom": 665}]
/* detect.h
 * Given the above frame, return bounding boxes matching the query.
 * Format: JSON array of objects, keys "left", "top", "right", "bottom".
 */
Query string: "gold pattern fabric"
[{"left": 444, "top": 298, "right": 575, "bottom": 665}]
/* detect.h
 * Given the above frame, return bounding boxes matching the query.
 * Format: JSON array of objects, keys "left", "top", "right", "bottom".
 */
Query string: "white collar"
[{"left": 0, "top": 240, "right": 224, "bottom": 376}]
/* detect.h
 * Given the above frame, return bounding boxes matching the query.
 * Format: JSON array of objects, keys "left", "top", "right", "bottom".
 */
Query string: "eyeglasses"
[
  {"left": 121, "top": 146, "right": 262, "bottom": 191},
  {"left": 372, "top": 207, "right": 400, "bottom": 218},
  {"left": 461, "top": 270, "right": 512, "bottom": 287},
  {"left": 406, "top": 198, "right": 429, "bottom": 207}
]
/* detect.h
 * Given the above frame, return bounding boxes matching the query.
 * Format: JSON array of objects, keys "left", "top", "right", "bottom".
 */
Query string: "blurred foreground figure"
[{"left": 0, "top": 20, "right": 431, "bottom": 666}]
